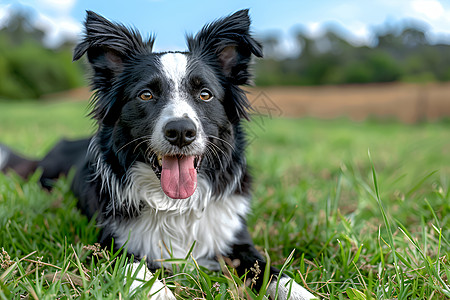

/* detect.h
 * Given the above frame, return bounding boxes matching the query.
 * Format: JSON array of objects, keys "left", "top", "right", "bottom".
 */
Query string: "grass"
[{"left": 0, "top": 98, "right": 449, "bottom": 299}]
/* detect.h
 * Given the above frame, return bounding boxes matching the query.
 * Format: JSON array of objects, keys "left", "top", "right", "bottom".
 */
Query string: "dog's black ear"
[
  {"left": 73, "top": 11, "right": 153, "bottom": 122},
  {"left": 187, "top": 9, "right": 263, "bottom": 85},
  {"left": 73, "top": 11, "right": 153, "bottom": 84},
  {"left": 187, "top": 10, "right": 262, "bottom": 122}
]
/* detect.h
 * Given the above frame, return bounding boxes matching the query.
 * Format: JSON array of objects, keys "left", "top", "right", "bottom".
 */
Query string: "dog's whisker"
[
  {"left": 208, "top": 135, "right": 235, "bottom": 151},
  {"left": 203, "top": 150, "right": 218, "bottom": 171},
  {"left": 116, "top": 136, "right": 151, "bottom": 154},
  {"left": 207, "top": 141, "right": 231, "bottom": 163},
  {"left": 207, "top": 141, "right": 229, "bottom": 156},
  {"left": 206, "top": 144, "right": 226, "bottom": 171},
  {"left": 17, "top": 9, "right": 315, "bottom": 300},
  {"left": 133, "top": 138, "right": 151, "bottom": 154},
  {"left": 115, "top": 137, "right": 143, "bottom": 154}
]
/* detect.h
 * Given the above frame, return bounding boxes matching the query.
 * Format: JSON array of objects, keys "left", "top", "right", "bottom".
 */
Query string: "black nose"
[{"left": 164, "top": 119, "right": 197, "bottom": 148}]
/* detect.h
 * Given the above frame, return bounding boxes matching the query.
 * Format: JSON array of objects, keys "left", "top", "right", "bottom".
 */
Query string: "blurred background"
[
  {"left": 1, "top": 0, "right": 450, "bottom": 122},
  {"left": 2, "top": 3, "right": 450, "bottom": 298}
]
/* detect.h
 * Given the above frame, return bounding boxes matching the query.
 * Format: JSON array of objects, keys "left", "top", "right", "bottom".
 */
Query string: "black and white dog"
[{"left": 0, "top": 10, "right": 315, "bottom": 299}]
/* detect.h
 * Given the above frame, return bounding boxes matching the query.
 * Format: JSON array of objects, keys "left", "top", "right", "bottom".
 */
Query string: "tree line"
[
  {"left": 254, "top": 21, "right": 450, "bottom": 86},
  {"left": 0, "top": 10, "right": 85, "bottom": 100},
  {"left": 1, "top": 10, "right": 450, "bottom": 100}
]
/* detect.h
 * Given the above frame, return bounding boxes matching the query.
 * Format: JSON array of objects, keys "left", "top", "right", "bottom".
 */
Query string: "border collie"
[{"left": 0, "top": 10, "right": 316, "bottom": 300}]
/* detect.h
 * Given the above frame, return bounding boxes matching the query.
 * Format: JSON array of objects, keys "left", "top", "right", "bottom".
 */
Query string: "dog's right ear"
[{"left": 73, "top": 11, "right": 153, "bottom": 84}]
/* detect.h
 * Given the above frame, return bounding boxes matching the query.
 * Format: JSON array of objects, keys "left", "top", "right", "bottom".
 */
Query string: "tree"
[
  {"left": 0, "top": 9, "right": 85, "bottom": 100},
  {"left": 254, "top": 18, "right": 450, "bottom": 86}
]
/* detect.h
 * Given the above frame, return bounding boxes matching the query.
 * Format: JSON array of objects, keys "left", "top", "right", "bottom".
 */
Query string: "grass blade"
[{"left": 368, "top": 150, "right": 403, "bottom": 294}]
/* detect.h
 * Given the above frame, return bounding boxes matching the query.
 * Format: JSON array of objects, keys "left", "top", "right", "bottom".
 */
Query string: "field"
[
  {"left": 245, "top": 82, "right": 450, "bottom": 123},
  {"left": 0, "top": 85, "right": 449, "bottom": 299}
]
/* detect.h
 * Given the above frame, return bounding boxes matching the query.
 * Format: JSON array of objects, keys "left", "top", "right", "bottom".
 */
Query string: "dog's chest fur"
[{"left": 107, "top": 162, "right": 250, "bottom": 269}]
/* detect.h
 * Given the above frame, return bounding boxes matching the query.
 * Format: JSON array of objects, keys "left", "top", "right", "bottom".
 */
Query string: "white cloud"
[
  {"left": 306, "top": 22, "right": 324, "bottom": 36},
  {"left": 35, "top": 0, "right": 81, "bottom": 46},
  {"left": 345, "top": 22, "right": 373, "bottom": 46},
  {"left": 1, "top": 0, "right": 81, "bottom": 47},
  {"left": 411, "top": 0, "right": 444, "bottom": 20},
  {"left": 0, "top": 4, "right": 11, "bottom": 27},
  {"left": 34, "top": 12, "right": 81, "bottom": 46},
  {"left": 40, "top": 0, "right": 76, "bottom": 14}
]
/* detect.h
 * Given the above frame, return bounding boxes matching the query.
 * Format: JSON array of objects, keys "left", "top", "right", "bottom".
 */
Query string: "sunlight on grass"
[
  {"left": 0, "top": 100, "right": 93, "bottom": 157},
  {"left": 0, "top": 101, "right": 449, "bottom": 299}
]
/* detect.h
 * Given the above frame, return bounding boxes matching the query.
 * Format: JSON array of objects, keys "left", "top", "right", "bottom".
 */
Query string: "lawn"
[{"left": 0, "top": 99, "right": 449, "bottom": 299}]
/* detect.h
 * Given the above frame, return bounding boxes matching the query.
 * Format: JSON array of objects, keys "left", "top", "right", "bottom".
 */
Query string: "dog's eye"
[
  {"left": 139, "top": 91, "right": 153, "bottom": 101},
  {"left": 199, "top": 89, "right": 213, "bottom": 101}
]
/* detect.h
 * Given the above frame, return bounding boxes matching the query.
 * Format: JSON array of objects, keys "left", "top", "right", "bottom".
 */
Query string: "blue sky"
[{"left": 2, "top": 0, "right": 450, "bottom": 55}]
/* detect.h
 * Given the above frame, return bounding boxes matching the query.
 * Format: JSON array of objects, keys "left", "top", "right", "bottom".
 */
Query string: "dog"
[{"left": 0, "top": 10, "right": 316, "bottom": 300}]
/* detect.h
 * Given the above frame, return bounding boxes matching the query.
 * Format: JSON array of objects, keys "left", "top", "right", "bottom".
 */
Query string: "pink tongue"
[{"left": 161, "top": 155, "right": 197, "bottom": 199}]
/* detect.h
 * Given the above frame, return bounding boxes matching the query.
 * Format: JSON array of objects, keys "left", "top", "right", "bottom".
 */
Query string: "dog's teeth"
[
  {"left": 194, "top": 156, "right": 202, "bottom": 170},
  {"left": 158, "top": 155, "right": 162, "bottom": 166}
]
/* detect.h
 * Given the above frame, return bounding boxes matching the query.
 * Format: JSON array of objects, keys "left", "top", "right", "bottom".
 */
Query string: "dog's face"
[
  {"left": 73, "top": 10, "right": 262, "bottom": 200},
  {"left": 114, "top": 52, "right": 229, "bottom": 199}
]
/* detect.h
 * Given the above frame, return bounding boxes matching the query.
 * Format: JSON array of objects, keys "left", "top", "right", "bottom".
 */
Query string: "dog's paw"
[
  {"left": 126, "top": 262, "right": 176, "bottom": 299},
  {"left": 267, "top": 276, "right": 317, "bottom": 300}
]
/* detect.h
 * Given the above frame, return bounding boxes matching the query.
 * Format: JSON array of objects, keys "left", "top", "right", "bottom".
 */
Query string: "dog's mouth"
[{"left": 151, "top": 154, "right": 202, "bottom": 199}]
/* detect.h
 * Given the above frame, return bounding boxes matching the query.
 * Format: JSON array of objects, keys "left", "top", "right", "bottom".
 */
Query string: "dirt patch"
[
  {"left": 44, "top": 83, "right": 450, "bottom": 123},
  {"left": 42, "top": 87, "right": 93, "bottom": 102},
  {"left": 246, "top": 82, "right": 450, "bottom": 123}
]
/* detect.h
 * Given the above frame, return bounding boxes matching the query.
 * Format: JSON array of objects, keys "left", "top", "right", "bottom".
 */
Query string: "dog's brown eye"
[
  {"left": 199, "top": 89, "right": 213, "bottom": 101},
  {"left": 139, "top": 91, "right": 153, "bottom": 101}
]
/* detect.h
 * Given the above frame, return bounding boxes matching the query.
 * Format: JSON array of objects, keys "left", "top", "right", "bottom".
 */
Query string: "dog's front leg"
[{"left": 126, "top": 261, "right": 175, "bottom": 299}]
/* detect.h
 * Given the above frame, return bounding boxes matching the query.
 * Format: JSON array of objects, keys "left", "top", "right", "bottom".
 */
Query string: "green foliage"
[
  {"left": 255, "top": 22, "right": 450, "bottom": 86},
  {"left": 0, "top": 100, "right": 449, "bottom": 298},
  {"left": 0, "top": 11, "right": 85, "bottom": 100},
  {"left": 2, "top": 10, "right": 450, "bottom": 100}
]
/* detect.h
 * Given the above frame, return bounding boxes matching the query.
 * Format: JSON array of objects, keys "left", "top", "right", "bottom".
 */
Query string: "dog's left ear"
[
  {"left": 73, "top": 11, "right": 154, "bottom": 122},
  {"left": 73, "top": 11, "right": 154, "bottom": 88},
  {"left": 187, "top": 9, "right": 263, "bottom": 85}
]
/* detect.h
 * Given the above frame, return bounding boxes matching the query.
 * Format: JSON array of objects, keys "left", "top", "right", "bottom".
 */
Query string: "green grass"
[{"left": 0, "top": 99, "right": 449, "bottom": 299}]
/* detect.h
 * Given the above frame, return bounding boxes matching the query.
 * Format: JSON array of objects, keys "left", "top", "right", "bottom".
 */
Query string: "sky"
[{"left": 1, "top": 0, "right": 450, "bottom": 56}]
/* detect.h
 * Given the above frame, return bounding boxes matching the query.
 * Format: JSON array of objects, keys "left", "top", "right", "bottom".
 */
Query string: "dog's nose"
[{"left": 164, "top": 119, "right": 197, "bottom": 148}]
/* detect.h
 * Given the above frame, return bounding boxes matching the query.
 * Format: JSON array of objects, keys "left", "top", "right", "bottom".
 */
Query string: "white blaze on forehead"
[
  {"left": 159, "top": 52, "right": 193, "bottom": 118},
  {"left": 151, "top": 52, "right": 206, "bottom": 155},
  {"left": 160, "top": 52, "right": 188, "bottom": 90}
]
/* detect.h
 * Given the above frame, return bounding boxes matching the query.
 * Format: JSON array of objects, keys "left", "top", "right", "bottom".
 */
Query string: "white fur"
[
  {"left": 159, "top": 53, "right": 187, "bottom": 90},
  {"left": 88, "top": 139, "right": 135, "bottom": 216},
  {"left": 126, "top": 262, "right": 175, "bottom": 299},
  {"left": 267, "top": 276, "right": 317, "bottom": 300},
  {"left": 0, "top": 146, "right": 8, "bottom": 170},
  {"left": 152, "top": 53, "right": 207, "bottom": 156},
  {"left": 88, "top": 52, "right": 314, "bottom": 299},
  {"left": 150, "top": 100, "right": 206, "bottom": 157},
  {"left": 112, "top": 161, "right": 249, "bottom": 270}
]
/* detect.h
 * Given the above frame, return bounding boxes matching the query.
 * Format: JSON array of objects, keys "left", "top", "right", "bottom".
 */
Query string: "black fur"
[{"left": 0, "top": 10, "right": 313, "bottom": 299}]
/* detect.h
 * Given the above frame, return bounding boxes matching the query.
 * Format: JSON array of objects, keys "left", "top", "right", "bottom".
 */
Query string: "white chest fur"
[{"left": 110, "top": 162, "right": 250, "bottom": 269}]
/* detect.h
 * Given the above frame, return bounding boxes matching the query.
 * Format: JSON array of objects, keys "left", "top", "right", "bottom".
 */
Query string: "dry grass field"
[
  {"left": 2, "top": 83, "right": 450, "bottom": 299},
  {"left": 48, "top": 82, "right": 450, "bottom": 123},
  {"left": 246, "top": 82, "right": 450, "bottom": 123}
]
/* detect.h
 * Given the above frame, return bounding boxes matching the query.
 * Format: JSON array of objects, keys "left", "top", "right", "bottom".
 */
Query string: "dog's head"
[{"left": 73, "top": 10, "right": 262, "bottom": 200}]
